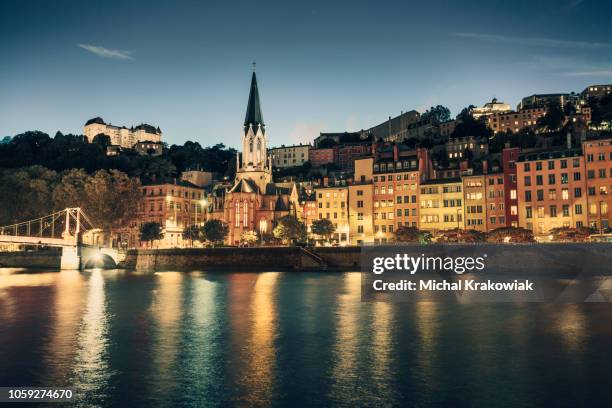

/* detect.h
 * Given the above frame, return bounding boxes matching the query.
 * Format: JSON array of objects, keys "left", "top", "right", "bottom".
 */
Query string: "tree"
[
  {"left": 183, "top": 225, "right": 204, "bottom": 246},
  {"left": 0, "top": 166, "right": 58, "bottom": 225},
  {"left": 273, "top": 215, "right": 306, "bottom": 245},
  {"left": 433, "top": 228, "right": 486, "bottom": 243},
  {"left": 82, "top": 170, "right": 142, "bottom": 234},
  {"left": 139, "top": 222, "right": 163, "bottom": 248},
  {"left": 549, "top": 227, "right": 593, "bottom": 242},
  {"left": 537, "top": 101, "right": 565, "bottom": 131},
  {"left": 486, "top": 227, "right": 535, "bottom": 243},
  {"left": 395, "top": 226, "right": 431, "bottom": 243},
  {"left": 240, "top": 230, "right": 259, "bottom": 247},
  {"left": 310, "top": 219, "right": 335, "bottom": 243},
  {"left": 451, "top": 106, "right": 492, "bottom": 139},
  {"left": 202, "top": 219, "right": 229, "bottom": 246},
  {"left": 421, "top": 105, "right": 451, "bottom": 124},
  {"left": 92, "top": 133, "right": 111, "bottom": 148}
]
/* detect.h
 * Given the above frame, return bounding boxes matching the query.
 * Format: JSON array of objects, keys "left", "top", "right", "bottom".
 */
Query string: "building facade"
[
  {"left": 315, "top": 184, "right": 350, "bottom": 245},
  {"left": 583, "top": 136, "right": 612, "bottom": 231},
  {"left": 138, "top": 180, "right": 206, "bottom": 248},
  {"left": 471, "top": 98, "right": 512, "bottom": 119},
  {"left": 517, "top": 148, "right": 588, "bottom": 237},
  {"left": 268, "top": 144, "right": 310, "bottom": 168},
  {"left": 84, "top": 117, "right": 162, "bottom": 148},
  {"left": 349, "top": 158, "right": 374, "bottom": 245},
  {"left": 419, "top": 178, "right": 464, "bottom": 231},
  {"left": 485, "top": 107, "right": 546, "bottom": 134}
]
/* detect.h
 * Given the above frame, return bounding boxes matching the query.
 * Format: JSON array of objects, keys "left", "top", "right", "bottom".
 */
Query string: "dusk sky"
[{"left": 1, "top": 0, "right": 610, "bottom": 148}]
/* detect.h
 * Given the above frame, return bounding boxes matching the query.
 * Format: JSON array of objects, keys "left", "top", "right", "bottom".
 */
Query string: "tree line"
[
  {"left": 0, "top": 166, "right": 141, "bottom": 231},
  {"left": 0, "top": 130, "right": 237, "bottom": 182}
]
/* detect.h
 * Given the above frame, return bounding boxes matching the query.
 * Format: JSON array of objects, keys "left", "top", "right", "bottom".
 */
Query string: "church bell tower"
[{"left": 234, "top": 64, "right": 273, "bottom": 192}]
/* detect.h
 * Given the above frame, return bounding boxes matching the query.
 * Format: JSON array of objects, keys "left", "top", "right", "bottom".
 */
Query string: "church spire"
[{"left": 244, "top": 66, "right": 264, "bottom": 128}]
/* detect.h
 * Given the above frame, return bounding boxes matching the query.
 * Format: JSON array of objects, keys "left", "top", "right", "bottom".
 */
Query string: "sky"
[{"left": 1, "top": 0, "right": 611, "bottom": 148}]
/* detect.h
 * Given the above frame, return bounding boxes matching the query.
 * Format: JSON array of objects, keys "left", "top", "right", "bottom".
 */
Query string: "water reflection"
[
  {"left": 414, "top": 301, "right": 440, "bottom": 400},
  {"left": 330, "top": 272, "right": 362, "bottom": 405},
  {"left": 46, "top": 270, "right": 86, "bottom": 386},
  {"left": 150, "top": 272, "right": 184, "bottom": 401},
  {"left": 179, "top": 272, "right": 222, "bottom": 403},
  {"left": 0, "top": 270, "right": 609, "bottom": 407},
  {"left": 370, "top": 301, "right": 395, "bottom": 404},
  {"left": 243, "top": 272, "right": 279, "bottom": 407}
]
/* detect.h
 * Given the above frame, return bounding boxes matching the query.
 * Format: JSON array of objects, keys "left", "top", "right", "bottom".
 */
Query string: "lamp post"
[
  {"left": 599, "top": 200, "right": 604, "bottom": 235},
  {"left": 195, "top": 198, "right": 208, "bottom": 227}
]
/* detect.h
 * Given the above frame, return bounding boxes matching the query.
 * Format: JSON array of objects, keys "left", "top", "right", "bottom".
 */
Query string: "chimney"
[
  {"left": 323, "top": 176, "right": 329, "bottom": 187},
  {"left": 566, "top": 132, "right": 572, "bottom": 149},
  {"left": 483, "top": 160, "right": 489, "bottom": 174},
  {"left": 460, "top": 160, "right": 469, "bottom": 172},
  {"left": 393, "top": 144, "right": 399, "bottom": 162}
]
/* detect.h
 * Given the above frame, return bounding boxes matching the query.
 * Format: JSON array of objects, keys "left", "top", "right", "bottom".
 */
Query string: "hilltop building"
[
  {"left": 471, "top": 98, "right": 512, "bottom": 119},
  {"left": 83, "top": 117, "right": 162, "bottom": 149}
]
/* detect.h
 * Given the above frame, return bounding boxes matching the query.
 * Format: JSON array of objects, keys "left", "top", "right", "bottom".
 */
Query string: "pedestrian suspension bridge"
[{"left": 0, "top": 208, "right": 122, "bottom": 269}]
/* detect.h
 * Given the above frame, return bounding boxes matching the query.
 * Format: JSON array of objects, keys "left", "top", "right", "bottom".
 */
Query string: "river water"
[{"left": 0, "top": 268, "right": 611, "bottom": 407}]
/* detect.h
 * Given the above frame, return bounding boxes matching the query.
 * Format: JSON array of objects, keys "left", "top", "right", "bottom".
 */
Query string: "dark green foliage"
[
  {"left": 0, "top": 131, "right": 237, "bottom": 181},
  {"left": 140, "top": 222, "right": 163, "bottom": 245}
]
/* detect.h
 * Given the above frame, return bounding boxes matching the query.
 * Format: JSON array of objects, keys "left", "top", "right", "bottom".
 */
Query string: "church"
[{"left": 207, "top": 68, "right": 300, "bottom": 245}]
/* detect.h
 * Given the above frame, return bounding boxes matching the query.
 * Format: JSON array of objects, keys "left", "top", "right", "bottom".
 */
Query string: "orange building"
[
  {"left": 517, "top": 148, "right": 588, "bottom": 237},
  {"left": 583, "top": 136, "right": 612, "bottom": 231},
  {"left": 372, "top": 145, "right": 430, "bottom": 242}
]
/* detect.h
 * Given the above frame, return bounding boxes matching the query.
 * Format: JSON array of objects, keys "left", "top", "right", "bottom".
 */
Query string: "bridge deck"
[{"left": 0, "top": 235, "right": 77, "bottom": 247}]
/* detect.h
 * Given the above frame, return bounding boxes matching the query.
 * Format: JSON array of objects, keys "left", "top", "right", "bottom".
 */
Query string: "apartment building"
[
  {"left": 268, "top": 144, "right": 310, "bottom": 168},
  {"left": 315, "top": 184, "right": 350, "bottom": 245},
  {"left": 446, "top": 136, "right": 488, "bottom": 160},
  {"left": 370, "top": 146, "right": 429, "bottom": 242},
  {"left": 581, "top": 84, "right": 612, "bottom": 100},
  {"left": 485, "top": 172, "right": 506, "bottom": 231},
  {"left": 309, "top": 147, "right": 336, "bottom": 167},
  {"left": 502, "top": 147, "right": 521, "bottom": 227},
  {"left": 462, "top": 173, "right": 487, "bottom": 231},
  {"left": 583, "top": 136, "right": 612, "bottom": 231},
  {"left": 138, "top": 180, "right": 206, "bottom": 248},
  {"left": 349, "top": 158, "right": 375, "bottom": 245},
  {"left": 517, "top": 148, "right": 588, "bottom": 237},
  {"left": 419, "top": 178, "right": 464, "bottom": 231},
  {"left": 485, "top": 107, "right": 546, "bottom": 134}
]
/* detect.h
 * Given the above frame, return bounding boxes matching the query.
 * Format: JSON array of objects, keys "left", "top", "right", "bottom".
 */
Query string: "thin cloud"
[
  {"left": 77, "top": 44, "right": 133, "bottom": 60},
  {"left": 451, "top": 32, "right": 612, "bottom": 49},
  {"left": 562, "top": 69, "right": 612, "bottom": 76}
]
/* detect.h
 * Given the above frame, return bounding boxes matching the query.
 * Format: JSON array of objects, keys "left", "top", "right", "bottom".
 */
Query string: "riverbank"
[
  {"left": 1, "top": 243, "right": 610, "bottom": 272},
  {"left": 0, "top": 246, "right": 362, "bottom": 271},
  {"left": 122, "top": 246, "right": 361, "bottom": 271}
]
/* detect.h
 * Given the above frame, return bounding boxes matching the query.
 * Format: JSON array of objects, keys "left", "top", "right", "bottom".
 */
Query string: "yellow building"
[
  {"left": 462, "top": 173, "right": 487, "bottom": 231},
  {"left": 419, "top": 178, "right": 464, "bottom": 231},
  {"left": 315, "top": 184, "right": 350, "bottom": 245},
  {"left": 349, "top": 158, "right": 374, "bottom": 245}
]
